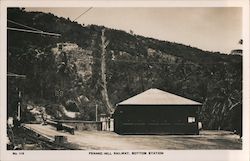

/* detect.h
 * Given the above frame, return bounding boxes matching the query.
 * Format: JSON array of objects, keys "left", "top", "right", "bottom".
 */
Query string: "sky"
[{"left": 25, "top": 7, "right": 242, "bottom": 54}]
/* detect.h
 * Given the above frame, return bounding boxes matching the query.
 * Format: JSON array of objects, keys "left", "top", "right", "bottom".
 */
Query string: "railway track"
[{"left": 8, "top": 125, "right": 79, "bottom": 150}]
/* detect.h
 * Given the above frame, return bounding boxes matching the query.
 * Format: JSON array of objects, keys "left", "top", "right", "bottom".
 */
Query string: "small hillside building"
[{"left": 113, "top": 88, "right": 202, "bottom": 135}]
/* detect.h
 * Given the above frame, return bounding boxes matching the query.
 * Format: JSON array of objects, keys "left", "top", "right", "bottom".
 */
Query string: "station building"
[{"left": 113, "top": 88, "right": 201, "bottom": 135}]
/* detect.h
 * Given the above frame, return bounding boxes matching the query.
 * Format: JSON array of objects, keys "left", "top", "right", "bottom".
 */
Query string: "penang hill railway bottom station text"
[{"left": 89, "top": 151, "right": 164, "bottom": 155}]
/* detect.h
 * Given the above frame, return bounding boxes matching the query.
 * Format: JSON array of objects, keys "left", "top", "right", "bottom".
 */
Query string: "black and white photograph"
[{"left": 0, "top": 1, "right": 249, "bottom": 161}]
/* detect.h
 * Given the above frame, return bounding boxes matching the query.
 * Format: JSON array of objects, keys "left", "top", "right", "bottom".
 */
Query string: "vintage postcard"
[{"left": 0, "top": 0, "right": 249, "bottom": 161}]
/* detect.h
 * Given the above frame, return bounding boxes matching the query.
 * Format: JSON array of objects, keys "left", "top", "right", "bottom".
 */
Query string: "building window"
[{"left": 188, "top": 117, "right": 195, "bottom": 123}]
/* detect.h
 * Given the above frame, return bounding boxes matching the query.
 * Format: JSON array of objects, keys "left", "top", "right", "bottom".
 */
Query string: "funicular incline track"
[{"left": 8, "top": 125, "right": 79, "bottom": 150}]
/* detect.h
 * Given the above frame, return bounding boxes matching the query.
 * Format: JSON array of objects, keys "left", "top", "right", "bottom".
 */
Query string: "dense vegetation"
[{"left": 7, "top": 8, "right": 242, "bottom": 132}]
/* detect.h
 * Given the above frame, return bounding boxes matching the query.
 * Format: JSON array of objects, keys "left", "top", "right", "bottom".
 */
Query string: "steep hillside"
[{"left": 7, "top": 8, "right": 242, "bottom": 130}]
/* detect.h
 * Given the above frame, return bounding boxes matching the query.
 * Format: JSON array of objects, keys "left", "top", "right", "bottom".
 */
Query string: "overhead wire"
[
  {"left": 7, "top": 19, "right": 42, "bottom": 32},
  {"left": 73, "top": 7, "right": 93, "bottom": 21},
  {"left": 7, "top": 27, "right": 61, "bottom": 37},
  {"left": 7, "top": 72, "right": 26, "bottom": 78},
  {"left": 7, "top": 19, "right": 61, "bottom": 37}
]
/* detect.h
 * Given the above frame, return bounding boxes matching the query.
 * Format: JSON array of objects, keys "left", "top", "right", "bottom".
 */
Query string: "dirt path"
[{"left": 24, "top": 124, "right": 242, "bottom": 150}]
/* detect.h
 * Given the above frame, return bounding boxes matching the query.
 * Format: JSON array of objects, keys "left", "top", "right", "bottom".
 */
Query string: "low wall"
[{"left": 54, "top": 120, "right": 102, "bottom": 131}]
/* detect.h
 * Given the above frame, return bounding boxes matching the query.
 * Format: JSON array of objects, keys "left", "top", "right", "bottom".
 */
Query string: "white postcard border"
[{"left": 0, "top": 1, "right": 249, "bottom": 161}]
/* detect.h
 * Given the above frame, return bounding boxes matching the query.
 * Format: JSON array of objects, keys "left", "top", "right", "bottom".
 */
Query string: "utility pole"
[
  {"left": 7, "top": 73, "right": 26, "bottom": 121},
  {"left": 100, "top": 29, "right": 113, "bottom": 114}
]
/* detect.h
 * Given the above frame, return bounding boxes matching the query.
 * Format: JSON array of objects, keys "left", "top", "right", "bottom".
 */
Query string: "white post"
[
  {"left": 17, "top": 91, "right": 21, "bottom": 121},
  {"left": 17, "top": 102, "right": 21, "bottom": 121},
  {"left": 96, "top": 104, "right": 98, "bottom": 122}
]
